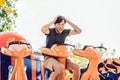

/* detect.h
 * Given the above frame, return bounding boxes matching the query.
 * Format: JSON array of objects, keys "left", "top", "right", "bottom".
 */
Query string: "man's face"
[{"left": 54, "top": 20, "right": 66, "bottom": 34}]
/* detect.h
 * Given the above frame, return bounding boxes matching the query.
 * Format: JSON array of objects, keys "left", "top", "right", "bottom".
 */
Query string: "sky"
[{"left": 15, "top": 0, "right": 120, "bottom": 58}]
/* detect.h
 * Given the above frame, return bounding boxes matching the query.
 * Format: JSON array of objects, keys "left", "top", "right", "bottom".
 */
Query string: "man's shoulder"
[
  {"left": 49, "top": 28, "right": 55, "bottom": 30},
  {"left": 63, "top": 29, "right": 71, "bottom": 33},
  {"left": 64, "top": 29, "right": 71, "bottom": 31}
]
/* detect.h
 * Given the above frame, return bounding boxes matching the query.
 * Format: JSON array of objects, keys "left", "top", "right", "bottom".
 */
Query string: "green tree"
[{"left": 0, "top": 0, "right": 18, "bottom": 32}]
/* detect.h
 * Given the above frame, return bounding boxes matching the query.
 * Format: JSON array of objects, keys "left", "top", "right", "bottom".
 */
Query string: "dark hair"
[{"left": 54, "top": 16, "right": 66, "bottom": 24}]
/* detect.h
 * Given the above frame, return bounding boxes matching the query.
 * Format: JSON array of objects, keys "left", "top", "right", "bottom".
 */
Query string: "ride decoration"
[{"left": 0, "top": 31, "right": 32, "bottom": 80}]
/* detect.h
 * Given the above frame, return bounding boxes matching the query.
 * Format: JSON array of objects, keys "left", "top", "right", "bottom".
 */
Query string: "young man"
[{"left": 41, "top": 16, "right": 82, "bottom": 80}]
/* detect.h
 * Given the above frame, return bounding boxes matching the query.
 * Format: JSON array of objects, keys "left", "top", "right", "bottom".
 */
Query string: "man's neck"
[{"left": 55, "top": 29, "right": 61, "bottom": 34}]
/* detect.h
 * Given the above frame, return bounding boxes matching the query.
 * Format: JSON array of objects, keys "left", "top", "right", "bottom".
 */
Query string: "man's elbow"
[
  {"left": 41, "top": 26, "right": 45, "bottom": 33},
  {"left": 77, "top": 29, "right": 82, "bottom": 34},
  {"left": 41, "top": 28, "right": 44, "bottom": 32}
]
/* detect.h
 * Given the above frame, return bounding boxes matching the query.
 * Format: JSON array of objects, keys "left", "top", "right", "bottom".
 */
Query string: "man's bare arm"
[
  {"left": 41, "top": 17, "right": 57, "bottom": 34},
  {"left": 65, "top": 18, "right": 82, "bottom": 35}
]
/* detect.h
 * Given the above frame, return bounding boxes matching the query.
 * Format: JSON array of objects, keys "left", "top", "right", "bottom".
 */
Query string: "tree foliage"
[{"left": 0, "top": 0, "right": 18, "bottom": 32}]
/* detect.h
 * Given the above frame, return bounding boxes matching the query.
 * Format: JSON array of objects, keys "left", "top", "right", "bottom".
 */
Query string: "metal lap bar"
[{"left": 7, "top": 41, "right": 32, "bottom": 49}]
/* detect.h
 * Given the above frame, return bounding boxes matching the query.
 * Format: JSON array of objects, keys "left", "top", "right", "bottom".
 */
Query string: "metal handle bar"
[
  {"left": 7, "top": 41, "right": 32, "bottom": 49},
  {"left": 83, "top": 45, "right": 107, "bottom": 50},
  {"left": 57, "top": 43, "right": 75, "bottom": 48}
]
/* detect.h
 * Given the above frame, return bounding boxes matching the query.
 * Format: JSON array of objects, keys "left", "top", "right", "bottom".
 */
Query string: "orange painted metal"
[
  {"left": 73, "top": 47, "right": 101, "bottom": 80},
  {"left": 41, "top": 44, "right": 69, "bottom": 80},
  {"left": 1, "top": 43, "right": 32, "bottom": 80}
]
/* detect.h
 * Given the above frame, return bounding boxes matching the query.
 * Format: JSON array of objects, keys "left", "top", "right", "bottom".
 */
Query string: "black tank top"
[{"left": 46, "top": 28, "right": 70, "bottom": 48}]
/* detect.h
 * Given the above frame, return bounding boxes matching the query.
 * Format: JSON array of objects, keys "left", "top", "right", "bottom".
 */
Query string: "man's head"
[{"left": 54, "top": 16, "right": 66, "bottom": 34}]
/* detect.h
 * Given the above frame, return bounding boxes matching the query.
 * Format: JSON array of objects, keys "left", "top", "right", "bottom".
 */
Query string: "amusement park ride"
[
  {"left": 1, "top": 0, "right": 120, "bottom": 79},
  {"left": 0, "top": 31, "right": 120, "bottom": 80}
]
